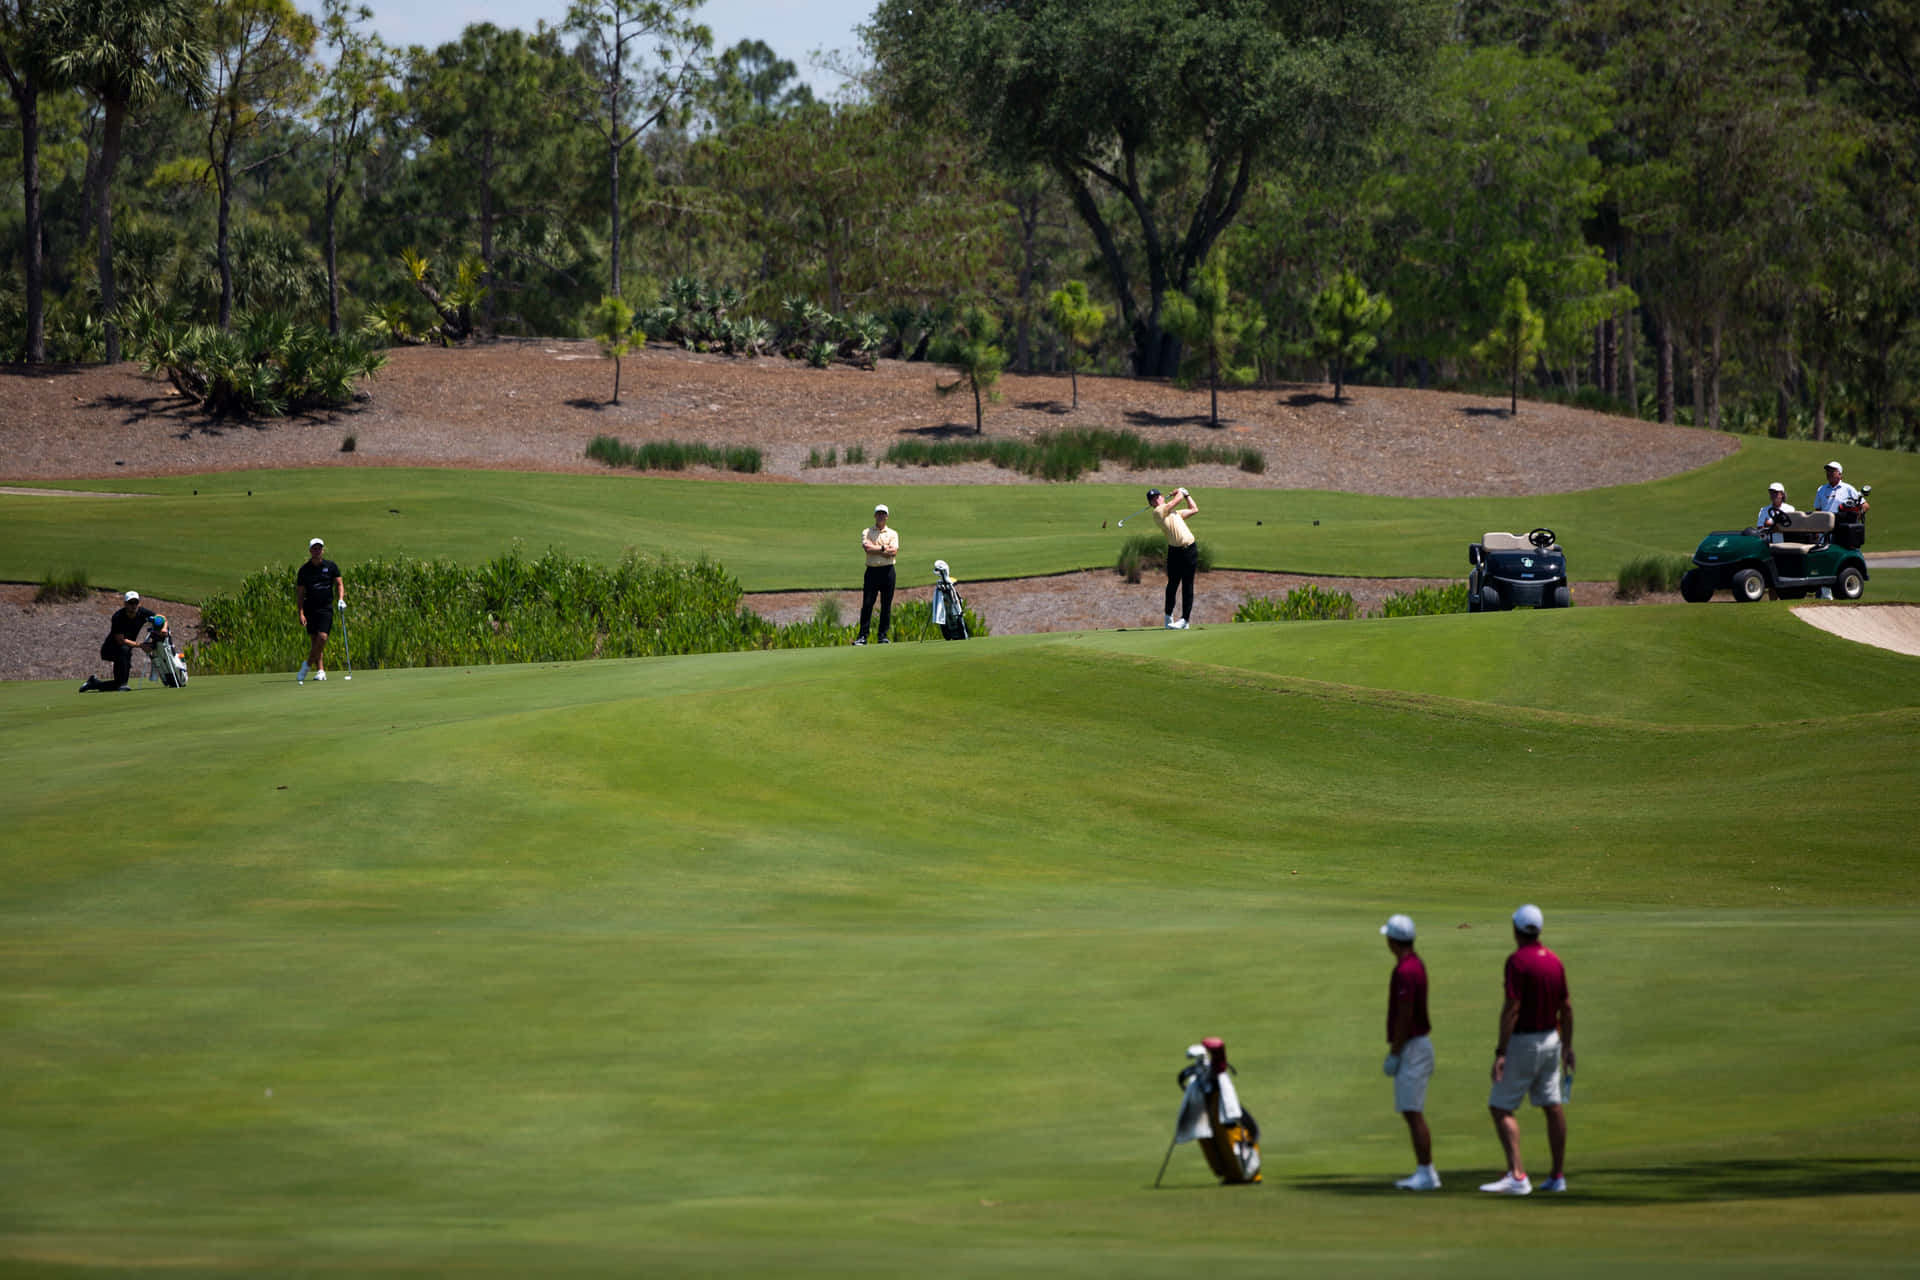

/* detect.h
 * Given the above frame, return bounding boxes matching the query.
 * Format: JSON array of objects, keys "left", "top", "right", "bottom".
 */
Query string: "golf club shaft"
[
  {"left": 341, "top": 607, "right": 353, "bottom": 677},
  {"left": 1153, "top": 1136, "right": 1178, "bottom": 1188},
  {"left": 1118, "top": 504, "right": 1153, "bottom": 526}
]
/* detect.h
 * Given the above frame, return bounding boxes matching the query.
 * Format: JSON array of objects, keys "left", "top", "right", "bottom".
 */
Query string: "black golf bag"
[
  {"left": 143, "top": 614, "right": 188, "bottom": 687},
  {"left": 931, "top": 559, "right": 969, "bottom": 640},
  {"left": 1156, "top": 1037, "right": 1262, "bottom": 1186}
]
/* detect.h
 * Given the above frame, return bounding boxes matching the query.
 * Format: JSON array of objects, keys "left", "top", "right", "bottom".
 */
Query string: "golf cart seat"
[
  {"left": 1771, "top": 510, "right": 1835, "bottom": 555},
  {"left": 1480, "top": 532, "right": 1535, "bottom": 552}
]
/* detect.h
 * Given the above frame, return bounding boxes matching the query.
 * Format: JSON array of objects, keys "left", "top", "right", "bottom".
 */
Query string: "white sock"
[{"left": 1419, "top": 1164, "right": 1435, "bottom": 1176}]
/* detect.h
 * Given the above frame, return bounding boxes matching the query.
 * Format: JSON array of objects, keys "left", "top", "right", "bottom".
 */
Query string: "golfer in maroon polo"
[
  {"left": 1481, "top": 903, "right": 1574, "bottom": 1196},
  {"left": 1381, "top": 913, "right": 1439, "bottom": 1190}
]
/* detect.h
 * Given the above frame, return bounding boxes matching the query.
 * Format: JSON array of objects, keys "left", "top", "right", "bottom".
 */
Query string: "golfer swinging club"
[{"left": 1148, "top": 486, "right": 1199, "bottom": 629}]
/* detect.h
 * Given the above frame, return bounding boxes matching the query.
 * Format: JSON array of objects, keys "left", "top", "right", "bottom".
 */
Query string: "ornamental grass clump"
[
  {"left": 34, "top": 569, "right": 89, "bottom": 603},
  {"left": 1373, "top": 583, "right": 1470, "bottom": 617},
  {"left": 586, "top": 436, "right": 763, "bottom": 474},
  {"left": 882, "top": 428, "right": 1262, "bottom": 483},
  {"left": 1233, "top": 584, "right": 1358, "bottom": 622},
  {"left": 1615, "top": 555, "right": 1692, "bottom": 599}
]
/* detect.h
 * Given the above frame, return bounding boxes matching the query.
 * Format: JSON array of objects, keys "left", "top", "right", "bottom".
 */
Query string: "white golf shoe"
[
  {"left": 1478, "top": 1173, "right": 1532, "bottom": 1195},
  {"left": 1172, "top": 618, "right": 1190, "bottom": 629},
  {"left": 1394, "top": 1168, "right": 1441, "bottom": 1191},
  {"left": 314, "top": 670, "right": 327, "bottom": 681},
  {"left": 1538, "top": 1175, "right": 1567, "bottom": 1193}
]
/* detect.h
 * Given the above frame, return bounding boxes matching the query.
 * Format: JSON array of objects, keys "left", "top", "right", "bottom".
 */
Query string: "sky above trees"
[{"left": 362, "top": 0, "right": 870, "bottom": 95}]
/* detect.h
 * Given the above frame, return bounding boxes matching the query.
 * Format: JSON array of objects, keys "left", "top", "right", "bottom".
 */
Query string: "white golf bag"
[
  {"left": 931, "top": 559, "right": 969, "bottom": 640},
  {"left": 1157, "top": 1037, "right": 1261, "bottom": 1186},
  {"left": 143, "top": 614, "right": 188, "bottom": 687}
]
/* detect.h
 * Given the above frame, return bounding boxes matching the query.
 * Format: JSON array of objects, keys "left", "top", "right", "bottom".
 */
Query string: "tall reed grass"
[
  {"left": 1615, "top": 555, "right": 1692, "bottom": 599},
  {"left": 35, "top": 569, "right": 90, "bottom": 603},
  {"left": 586, "top": 436, "right": 763, "bottom": 474},
  {"left": 189, "top": 549, "right": 987, "bottom": 673},
  {"left": 884, "top": 428, "right": 1262, "bottom": 482},
  {"left": 1233, "top": 584, "right": 1359, "bottom": 622}
]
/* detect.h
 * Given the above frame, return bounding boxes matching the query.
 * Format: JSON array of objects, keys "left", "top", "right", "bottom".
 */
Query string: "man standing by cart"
[
  {"left": 296, "top": 537, "right": 345, "bottom": 684},
  {"left": 855, "top": 504, "right": 898, "bottom": 645},
  {"left": 1149, "top": 485, "right": 1199, "bottom": 629}
]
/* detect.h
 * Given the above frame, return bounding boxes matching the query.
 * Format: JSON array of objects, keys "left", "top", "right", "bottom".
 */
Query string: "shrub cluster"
[
  {"left": 1615, "top": 555, "right": 1692, "bottom": 599},
  {"left": 1116, "top": 534, "right": 1214, "bottom": 583},
  {"left": 1234, "top": 584, "right": 1359, "bottom": 622},
  {"left": 884, "top": 428, "right": 1263, "bottom": 483},
  {"left": 1233, "top": 581, "right": 1470, "bottom": 621},
  {"left": 122, "top": 301, "right": 386, "bottom": 417},
  {"left": 189, "top": 549, "right": 986, "bottom": 674},
  {"left": 586, "top": 436, "right": 763, "bottom": 474}
]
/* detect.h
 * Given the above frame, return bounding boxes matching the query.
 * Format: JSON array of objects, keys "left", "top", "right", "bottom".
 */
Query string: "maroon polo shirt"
[
  {"left": 1505, "top": 940, "right": 1568, "bottom": 1033},
  {"left": 1388, "top": 952, "right": 1431, "bottom": 1043}
]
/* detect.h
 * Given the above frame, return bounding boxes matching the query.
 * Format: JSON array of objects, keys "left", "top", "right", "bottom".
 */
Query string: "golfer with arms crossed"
[
  {"left": 296, "top": 537, "right": 345, "bottom": 684},
  {"left": 1382, "top": 913, "right": 1440, "bottom": 1190},
  {"left": 1482, "top": 903, "right": 1573, "bottom": 1195},
  {"left": 854, "top": 503, "right": 898, "bottom": 645},
  {"left": 1149, "top": 486, "right": 1198, "bottom": 629}
]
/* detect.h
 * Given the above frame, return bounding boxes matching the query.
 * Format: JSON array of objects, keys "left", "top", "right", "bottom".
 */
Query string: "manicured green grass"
[
  {"left": 4, "top": 436, "right": 1915, "bottom": 601},
  {"left": 3, "top": 610, "right": 1917, "bottom": 1274}
]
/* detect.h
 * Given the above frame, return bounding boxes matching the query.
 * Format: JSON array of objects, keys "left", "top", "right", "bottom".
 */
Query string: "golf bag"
[
  {"left": 1156, "top": 1037, "right": 1262, "bottom": 1186},
  {"left": 1834, "top": 489, "right": 1871, "bottom": 550},
  {"left": 143, "top": 614, "right": 188, "bottom": 687},
  {"left": 931, "top": 560, "right": 969, "bottom": 641}
]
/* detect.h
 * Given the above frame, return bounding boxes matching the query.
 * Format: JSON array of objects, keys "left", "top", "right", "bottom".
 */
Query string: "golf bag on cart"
[
  {"left": 931, "top": 560, "right": 969, "bottom": 640},
  {"left": 1833, "top": 484, "right": 1873, "bottom": 550},
  {"left": 143, "top": 614, "right": 188, "bottom": 687},
  {"left": 1154, "top": 1037, "right": 1262, "bottom": 1187}
]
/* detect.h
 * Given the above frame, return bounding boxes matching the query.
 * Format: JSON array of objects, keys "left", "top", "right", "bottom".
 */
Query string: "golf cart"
[
  {"left": 1468, "top": 528, "right": 1570, "bottom": 611},
  {"left": 1679, "top": 492, "right": 1871, "bottom": 604}
]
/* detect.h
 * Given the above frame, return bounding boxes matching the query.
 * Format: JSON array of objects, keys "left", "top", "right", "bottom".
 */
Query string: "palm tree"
[
  {"left": 1, "top": 0, "right": 62, "bottom": 363},
  {"left": 933, "top": 306, "right": 1006, "bottom": 434},
  {"left": 48, "top": 0, "right": 207, "bottom": 362}
]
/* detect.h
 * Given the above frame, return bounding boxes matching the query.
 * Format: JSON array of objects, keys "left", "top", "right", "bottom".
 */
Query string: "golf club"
[
  {"left": 339, "top": 603, "right": 353, "bottom": 680},
  {"left": 1116, "top": 504, "right": 1154, "bottom": 527}
]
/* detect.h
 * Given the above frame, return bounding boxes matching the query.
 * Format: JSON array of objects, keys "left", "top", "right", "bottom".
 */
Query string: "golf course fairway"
[{"left": 3, "top": 605, "right": 1917, "bottom": 1276}]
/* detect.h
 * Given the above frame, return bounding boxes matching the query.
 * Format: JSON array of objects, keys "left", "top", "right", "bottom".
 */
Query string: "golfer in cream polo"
[
  {"left": 855, "top": 503, "right": 898, "bottom": 645},
  {"left": 1381, "top": 913, "right": 1439, "bottom": 1190},
  {"left": 1149, "top": 485, "right": 1199, "bottom": 629}
]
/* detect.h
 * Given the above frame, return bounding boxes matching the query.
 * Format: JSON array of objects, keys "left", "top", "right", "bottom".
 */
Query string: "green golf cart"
[{"left": 1678, "top": 508, "right": 1869, "bottom": 604}]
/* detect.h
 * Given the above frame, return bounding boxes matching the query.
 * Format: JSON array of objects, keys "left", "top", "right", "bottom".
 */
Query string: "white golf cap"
[
  {"left": 873, "top": 503, "right": 889, "bottom": 515},
  {"left": 310, "top": 537, "right": 325, "bottom": 547},
  {"left": 1380, "top": 913, "right": 1416, "bottom": 942},
  {"left": 1513, "top": 903, "right": 1544, "bottom": 934},
  {"left": 1767, "top": 482, "right": 1785, "bottom": 493},
  {"left": 1825, "top": 460, "right": 1843, "bottom": 473},
  {"left": 124, "top": 589, "right": 140, "bottom": 601}
]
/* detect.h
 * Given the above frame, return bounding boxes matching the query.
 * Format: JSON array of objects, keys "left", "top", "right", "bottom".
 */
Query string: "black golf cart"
[{"left": 1468, "top": 528, "right": 1571, "bottom": 612}]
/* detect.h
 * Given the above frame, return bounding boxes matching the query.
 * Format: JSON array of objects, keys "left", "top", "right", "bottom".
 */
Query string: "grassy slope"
[
  {"left": 3, "top": 611, "right": 1917, "bottom": 1275},
  {"left": 2, "top": 436, "right": 1916, "bottom": 600}
]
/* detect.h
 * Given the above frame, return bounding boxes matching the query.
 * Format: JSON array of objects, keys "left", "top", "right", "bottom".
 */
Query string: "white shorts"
[
  {"left": 1489, "top": 1030, "right": 1562, "bottom": 1111},
  {"left": 1394, "top": 1035, "right": 1435, "bottom": 1113}
]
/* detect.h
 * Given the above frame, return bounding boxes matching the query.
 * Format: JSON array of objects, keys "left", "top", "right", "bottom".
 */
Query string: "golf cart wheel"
[
  {"left": 1731, "top": 568, "right": 1767, "bottom": 603},
  {"left": 1550, "top": 585, "right": 1571, "bottom": 609},
  {"left": 1836, "top": 565, "right": 1866, "bottom": 600},
  {"left": 1679, "top": 569, "right": 1714, "bottom": 603},
  {"left": 1480, "top": 585, "right": 1504, "bottom": 613}
]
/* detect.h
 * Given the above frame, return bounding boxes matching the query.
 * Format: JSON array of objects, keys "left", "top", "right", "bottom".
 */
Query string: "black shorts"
[{"left": 304, "top": 606, "right": 334, "bottom": 636}]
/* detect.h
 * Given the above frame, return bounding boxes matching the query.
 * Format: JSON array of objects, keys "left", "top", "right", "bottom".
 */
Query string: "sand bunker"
[{"left": 1792, "top": 603, "right": 1920, "bottom": 658}]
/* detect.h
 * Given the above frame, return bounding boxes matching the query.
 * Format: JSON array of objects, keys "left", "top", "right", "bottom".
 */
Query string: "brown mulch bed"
[
  {"left": 0, "top": 341, "right": 1732, "bottom": 495},
  {"left": 0, "top": 343, "right": 1722, "bottom": 679}
]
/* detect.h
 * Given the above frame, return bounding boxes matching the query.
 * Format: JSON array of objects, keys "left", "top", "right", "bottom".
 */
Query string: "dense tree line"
[{"left": 2, "top": 0, "right": 1915, "bottom": 447}]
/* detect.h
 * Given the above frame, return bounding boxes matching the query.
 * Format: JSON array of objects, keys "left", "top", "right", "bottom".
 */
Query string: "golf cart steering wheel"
[
  {"left": 1771, "top": 510, "right": 1794, "bottom": 530},
  {"left": 1527, "top": 527, "right": 1556, "bottom": 550}
]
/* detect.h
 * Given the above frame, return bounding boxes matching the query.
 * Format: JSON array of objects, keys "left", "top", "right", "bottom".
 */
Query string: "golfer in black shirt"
[
  {"left": 80, "top": 590, "right": 165, "bottom": 691},
  {"left": 296, "top": 537, "right": 345, "bottom": 684}
]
